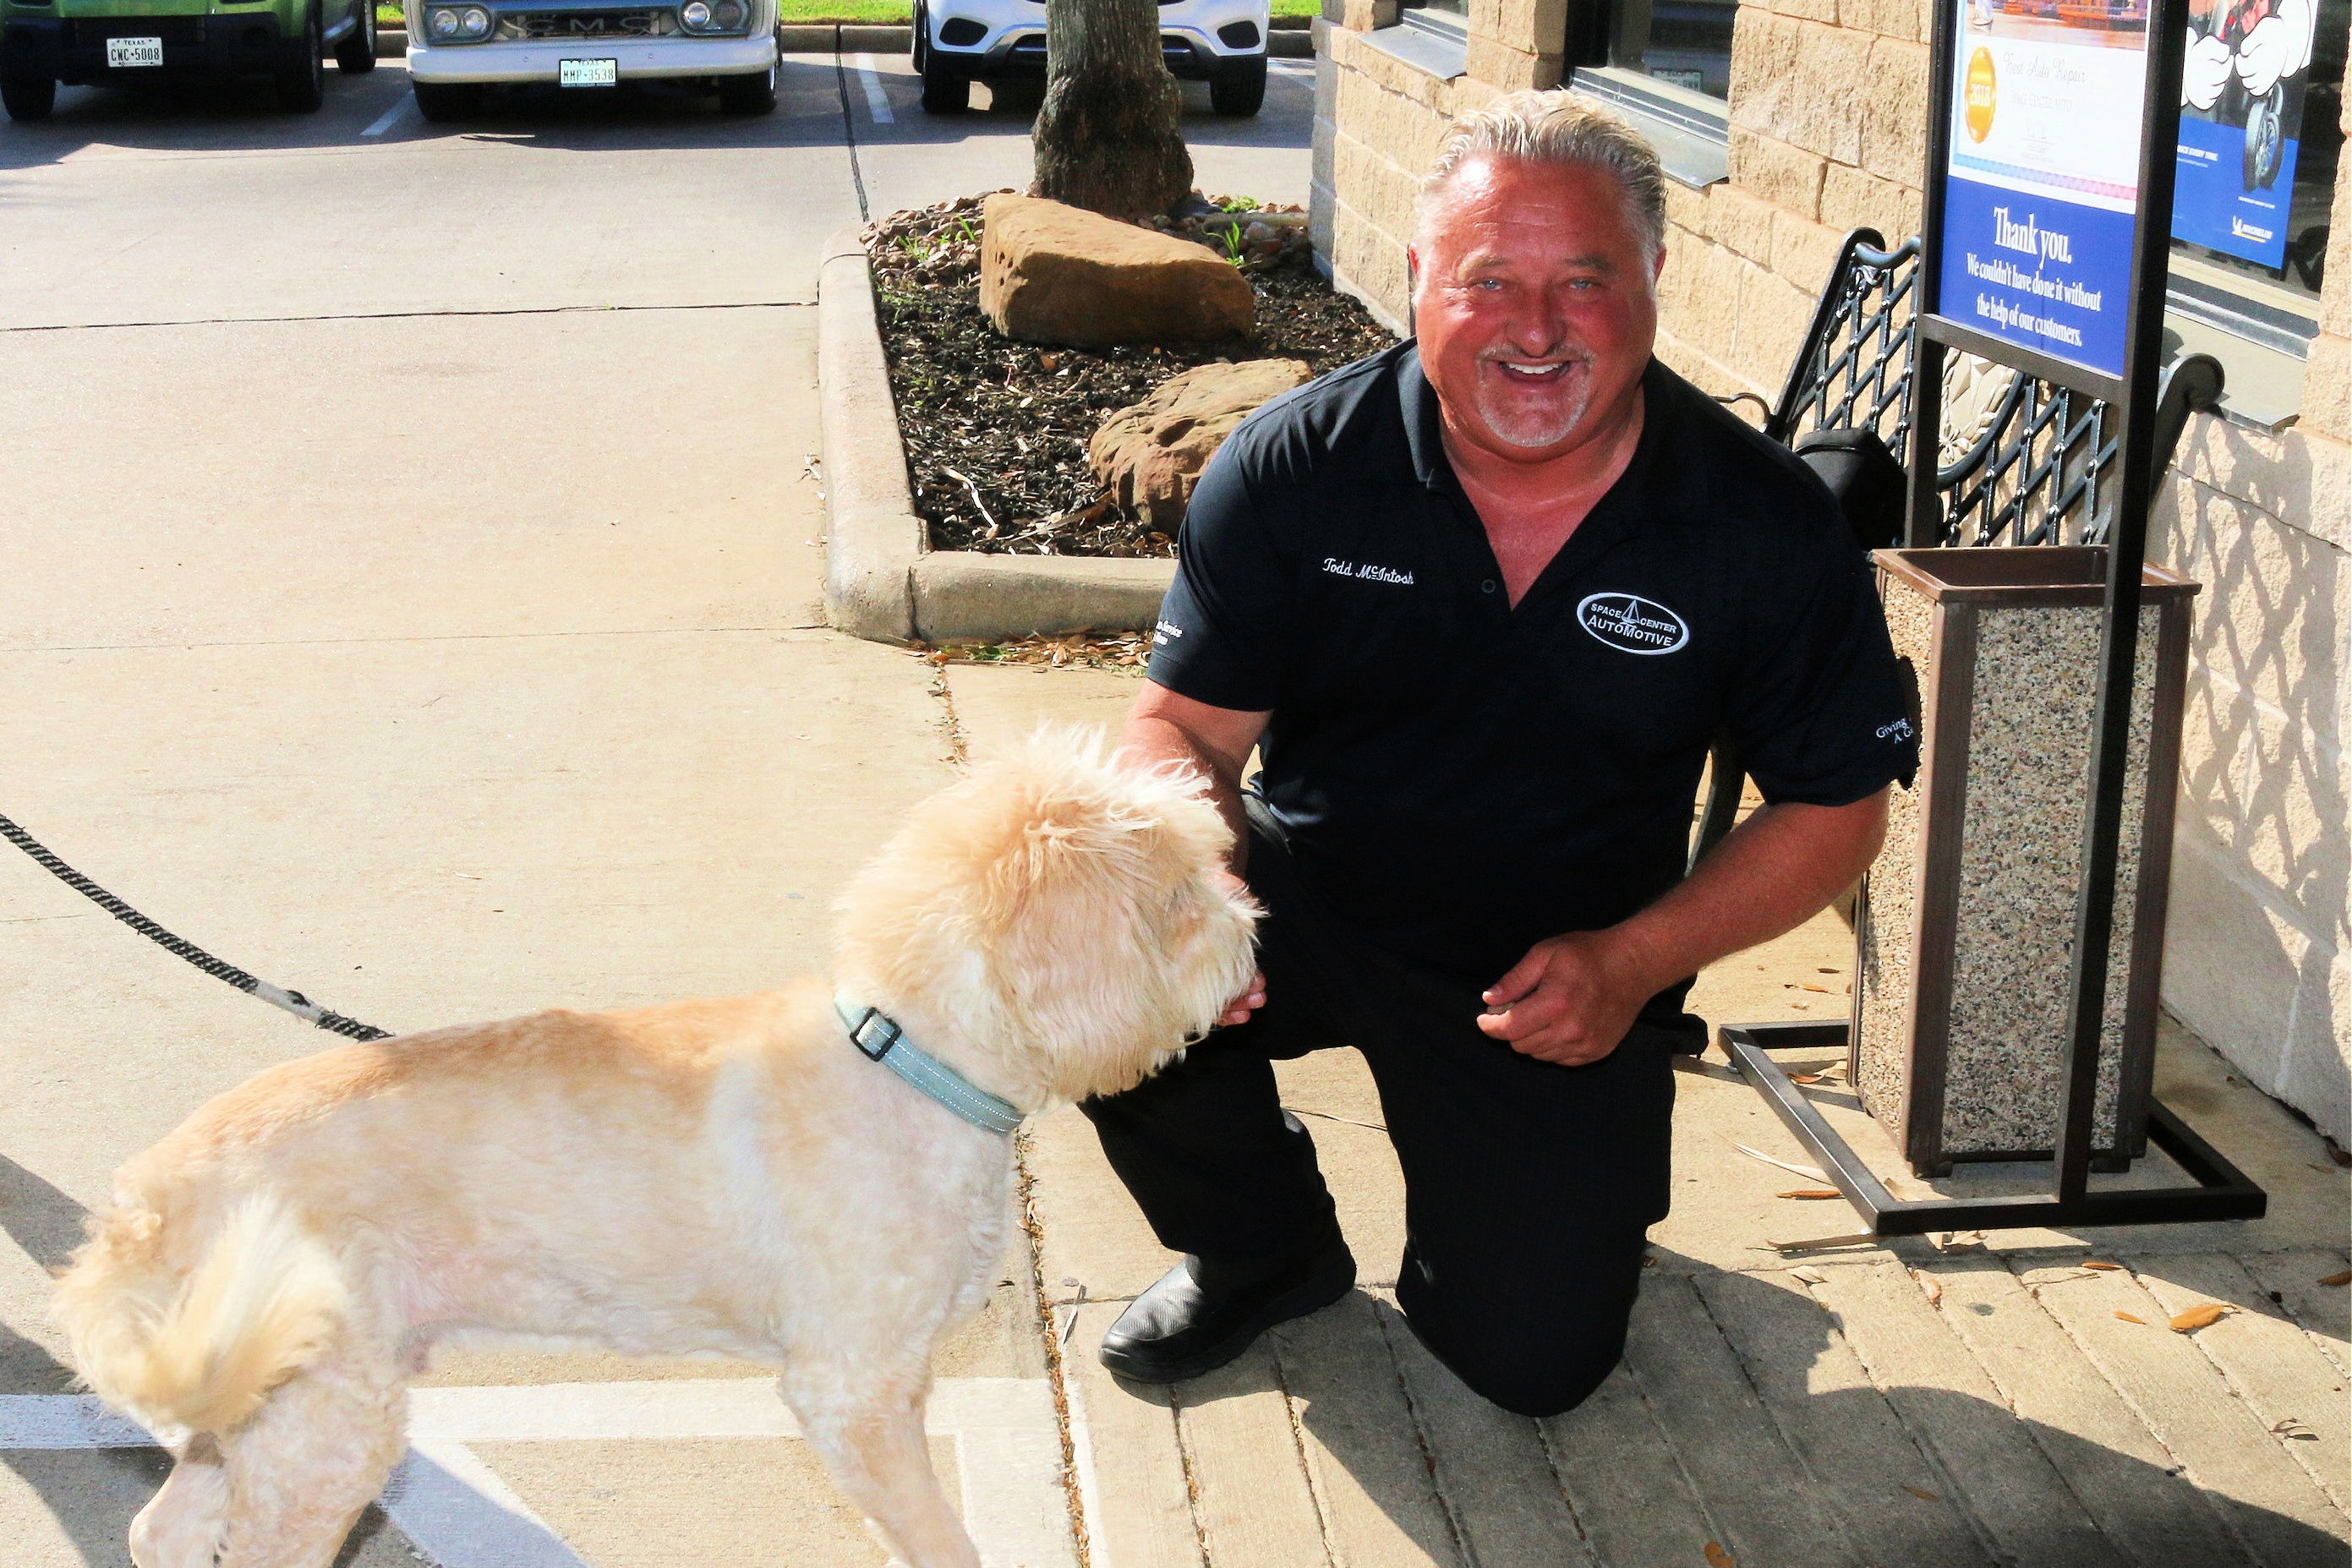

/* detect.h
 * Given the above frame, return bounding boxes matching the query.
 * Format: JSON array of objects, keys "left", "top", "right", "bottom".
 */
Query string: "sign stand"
[{"left": 1723, "top": 0, "right": 2267, "bottom": 1233}]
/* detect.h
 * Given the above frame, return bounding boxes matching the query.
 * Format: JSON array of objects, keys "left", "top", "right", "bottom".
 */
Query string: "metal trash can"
[{"left": 1854, "top": 546, "right": 2200, "bottom": 1177}]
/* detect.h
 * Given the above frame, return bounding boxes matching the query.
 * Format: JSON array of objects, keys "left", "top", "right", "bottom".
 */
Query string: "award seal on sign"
[{"left": 1964, "top": 47, "right": 1996, "bottom": 142}]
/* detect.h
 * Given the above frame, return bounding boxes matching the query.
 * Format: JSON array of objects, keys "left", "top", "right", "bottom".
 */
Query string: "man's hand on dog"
[
  {"left": 1476, "top": 929, "right": 1655, "bottom": 1066},
  {"left": 1212, "top": 867, "right": 1266, "bottom": 1027}
]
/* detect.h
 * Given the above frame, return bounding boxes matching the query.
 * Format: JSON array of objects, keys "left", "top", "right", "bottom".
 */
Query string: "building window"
[
  {"left": 2168, "top": 0, "right": 2344, "bottom": 349},
  {"left": 1571, "top": 0, "right": 1737, "bottom": 101}
]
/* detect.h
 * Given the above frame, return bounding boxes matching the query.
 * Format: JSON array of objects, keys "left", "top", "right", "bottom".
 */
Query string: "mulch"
[{"left": 861, "top": 193, "right": 1398, "bottom": 559}]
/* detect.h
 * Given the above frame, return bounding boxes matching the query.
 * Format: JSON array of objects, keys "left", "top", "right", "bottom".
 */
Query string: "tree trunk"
[{"left": 1031, "top": 0, "right": 1194, "bottom": 220}]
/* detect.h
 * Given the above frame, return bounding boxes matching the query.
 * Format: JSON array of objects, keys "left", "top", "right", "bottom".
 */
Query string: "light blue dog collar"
[{"left": 834, "top": 998, "right": 1025, "bottom": 1136}]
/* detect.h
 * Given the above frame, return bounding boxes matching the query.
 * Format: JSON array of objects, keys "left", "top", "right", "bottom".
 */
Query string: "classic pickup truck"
[{"left": 402, "top": 0, "right": 778, "bottom": 117}]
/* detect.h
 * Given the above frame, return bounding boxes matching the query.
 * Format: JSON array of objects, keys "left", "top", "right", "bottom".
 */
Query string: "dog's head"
[{"left": 835, "top": 727, "right": 1261, "bottom": 1108}]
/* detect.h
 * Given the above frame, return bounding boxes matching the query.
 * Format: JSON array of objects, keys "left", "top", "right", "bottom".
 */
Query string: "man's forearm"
[
  {"left": 1608, "top": 791, "right": 1890, "bottom": 999},
  {"left": 1118, "top": 713, "right": 1255, "bottom": 873}
]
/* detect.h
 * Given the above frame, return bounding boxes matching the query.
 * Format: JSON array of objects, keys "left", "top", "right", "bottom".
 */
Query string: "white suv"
[
  {"left": 405, "top": 0, "right": 779, "bottom": 117},
  {"left": 913, "top": 0, "right": 1269, "bottom": 116}
]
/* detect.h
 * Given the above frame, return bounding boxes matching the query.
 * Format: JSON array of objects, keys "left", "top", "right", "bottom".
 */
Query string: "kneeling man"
[{"left": 1086, "top": 92, "right": 1920, "bottom": 1416}]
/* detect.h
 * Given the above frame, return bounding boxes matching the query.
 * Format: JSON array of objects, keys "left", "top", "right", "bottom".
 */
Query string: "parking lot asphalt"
[{"left": 0, "top": 41, "right": 1315, "bottom": 1568}]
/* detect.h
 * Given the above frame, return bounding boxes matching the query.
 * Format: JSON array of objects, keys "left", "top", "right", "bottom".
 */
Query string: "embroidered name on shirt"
[
  {"left": 1576, "top": 593, "right": 1690, "bottom": 655},
  {"left": 1152, "top": 619, "right": 1184, "bottom": 647},
  {"left": 1323, "top": 557, "right": 1415, "bottom": 586}
]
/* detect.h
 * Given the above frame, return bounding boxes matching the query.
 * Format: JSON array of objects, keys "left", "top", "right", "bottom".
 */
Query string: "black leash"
[{"left": 0, "top": 811, "right": 392, "bottom": 1041}]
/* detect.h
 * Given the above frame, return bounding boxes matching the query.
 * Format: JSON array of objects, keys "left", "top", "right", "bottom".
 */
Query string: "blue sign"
[{"left": 1935, "top": 3, "right": 2153, "bottom": 380}]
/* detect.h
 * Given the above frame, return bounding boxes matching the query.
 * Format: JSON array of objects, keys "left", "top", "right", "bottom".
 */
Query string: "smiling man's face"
[{"left": 1410, "top": 156, "right": 1662, "bottom": 466}]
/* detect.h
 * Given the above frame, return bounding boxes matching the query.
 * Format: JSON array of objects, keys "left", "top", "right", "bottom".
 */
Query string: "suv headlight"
[
  {"left": 424, "top": 3, "right": 491, "bottom": 41},
  {"left": 678, "top": 0, "right": 745, "bottom": 30}
]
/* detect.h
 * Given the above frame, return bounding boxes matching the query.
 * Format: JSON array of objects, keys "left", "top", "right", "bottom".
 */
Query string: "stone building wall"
[{"left": 1312, "top": 6, "right": 2352, "bottom": 1140}]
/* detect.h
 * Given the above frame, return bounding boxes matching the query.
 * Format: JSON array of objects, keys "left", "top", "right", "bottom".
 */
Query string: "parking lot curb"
[
  {"left": 1267, "top": 29, "right": 1311, "bottom": 56},
  {"left": 377, "top": 25, "right": 405, "bottom": 56},
  {"left": 816, "top": 227, "right": 1176, "bottom": 645},
  {"left": 777, "top": 23, "right": 911, "bottom": 52}
]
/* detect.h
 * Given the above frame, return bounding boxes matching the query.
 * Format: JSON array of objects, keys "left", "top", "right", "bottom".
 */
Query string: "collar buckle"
[{"left": 845, "top": 1005, "right": 900, "bottom": 1063}]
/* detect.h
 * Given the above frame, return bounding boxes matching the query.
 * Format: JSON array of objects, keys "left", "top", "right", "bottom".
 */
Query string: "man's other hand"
[
  {"left": 1476, "top": 929, "right": 1655, "bottom": 1066},
  {"left": 1212, "top": 868, "right": 1266, "bottom": 1028}
]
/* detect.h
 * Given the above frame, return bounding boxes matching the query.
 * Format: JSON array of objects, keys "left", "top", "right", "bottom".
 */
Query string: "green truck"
[{"left": 1, "top": 0, "right": 377, "bottom": 117}]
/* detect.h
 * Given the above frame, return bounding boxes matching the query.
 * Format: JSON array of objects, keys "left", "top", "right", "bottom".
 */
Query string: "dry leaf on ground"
[
  {"left": 1777, "top": 1188, "right": 1845, "bottom": 1199},
  {"left": 2271, "top": 1418, "right": 2317, "bottom": 1440},
  {"left": 1704, "top": 1543, "right": 1735, "bottom": 1567},
  {"left": 1789, "top": 1073, "right": 1824, "bottom": 1084},
  {"left": 1801, "top": 983, "right": 1830, "bottom": 992},
  {"left": 2170, "top": 1303, "right": 2234, "bottom": 1332},
  {"left": 1762, "top": 1232, "right": 1879, "bottom": 1254},
  {"left": 1917, "top": 1271, "right": 1945, "bottom": 1306},
  {"left": 2082, "top": 1260, "right": 2123, "bottom": 1271},
  {"left": 1791, "top": 1266, "right": 1828, "bottom": 1284},
  {"left": 2319, "top": 1269, "right": 2351, "bottom": 1287},
  {"left": 1903, "top": 1484, "right": 1942, "bottom": 1502},
  {"left": 1727, "top": 1139, "right": 1829, "bottom": 1183},
  {"left": 2114, "top": 1311, "right": 2147, "bottom": 1324}
]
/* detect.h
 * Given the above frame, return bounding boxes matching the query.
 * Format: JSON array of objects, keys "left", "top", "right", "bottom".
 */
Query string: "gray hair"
[{"left": 1416, "top": 91, "right": 1667, "bottom": 261}]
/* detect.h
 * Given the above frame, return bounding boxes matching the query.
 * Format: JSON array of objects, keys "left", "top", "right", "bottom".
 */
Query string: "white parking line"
[
  {"left": 0, "top": 1378, "right": 1075, "bottom": 1568},
  {"left": 854, "top": 52, "right": 894, "bottom": 123},
  {"left": 361, "top": 95, "right": 418, "bottom": 136}
]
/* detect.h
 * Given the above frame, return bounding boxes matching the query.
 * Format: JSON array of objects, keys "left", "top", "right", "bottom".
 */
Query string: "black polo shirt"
[{"left": 1148, "top": 342, "right": 1918, "bottom": 1008}]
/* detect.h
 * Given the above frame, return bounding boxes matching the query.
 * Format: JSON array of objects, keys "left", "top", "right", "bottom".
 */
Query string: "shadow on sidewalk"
[{"left": 1135, "top": 1248, "right": 2350, "bottom": 1568}]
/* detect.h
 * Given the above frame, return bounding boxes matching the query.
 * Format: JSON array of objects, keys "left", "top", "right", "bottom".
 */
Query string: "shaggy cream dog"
[{"left": 52, "top": 731, "right": 1259, "bottom": 1568}]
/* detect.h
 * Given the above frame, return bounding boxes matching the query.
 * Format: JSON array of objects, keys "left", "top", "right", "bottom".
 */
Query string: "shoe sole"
[{"left": 1097, "top": 1262, "right": 1356, "bottom": 1385}]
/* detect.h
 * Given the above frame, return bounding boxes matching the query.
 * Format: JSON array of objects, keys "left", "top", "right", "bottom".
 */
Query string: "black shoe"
[{"left": 1098, "top": 1237, "right": 1356, "bottom": 1385}]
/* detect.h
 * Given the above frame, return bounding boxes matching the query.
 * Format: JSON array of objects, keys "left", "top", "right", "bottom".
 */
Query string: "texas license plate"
[
  {"left": 106, "top": 36, "right": 164, "bottom": 67},
  {"left": 558, "top": 57, "right": 617, "bottom": 86}
]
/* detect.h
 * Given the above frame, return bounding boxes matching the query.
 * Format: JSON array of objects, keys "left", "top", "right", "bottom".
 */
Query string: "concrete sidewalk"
[{"left": 945, "top": 660, "right": 2352, "bottom": 1568}]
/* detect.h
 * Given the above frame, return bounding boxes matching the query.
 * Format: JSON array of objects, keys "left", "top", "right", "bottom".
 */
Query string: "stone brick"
[
  {"left": 1312, "top": 110, "right": 1337, "bottom": 198},
  {"left": 1769, "top": 208, "right": 1846, "bottom": 294},
  {"left": 1337, "top": 0, "right": 1396, "bottom": 30},
  {"left": 1329, "top": 25, "right": 1452, "bottom": 108},
  {"left": 1667, "top": 232, "right": 1752, "bottom": 361},
  {"left": 1334, "top": 131, "right": 1422, "bottom": 243},
  {"left": 1466, "top": 0, "right": 1565, "bottom": 49},
  {"left": 1769, "top": 0, "right": 1839, "bottom": 25},
  {"left": 1819, "top": 159, "right": 1922, "bottom": 240},
  {"left": 1330, "top": 198, "right": 1414, "bottom": 325},
  {"left": 2161, "top": 834, "right": 2305, "bottom": 1091},
  {"left": 2301, "top": 333, "right": 2349, "bottom": 445},
  {"left": 1464, "top": 35, "right": 1560, "bottom": 90},
  {"left": 2279, "top": 945, "right": 2349, "bottom": 1145},
  {"left": 2320, "top": 161, "right": 2350, "bottom": 340},
  {"left": 2169, "top": 407, "right": 2306, "bottom": 534},
  {"left": 2306, "top": 431, "right": 2351, "bottom": 552},
  {"left": 1700, "top": 182, "right": 1779, "bottom": 265},
  {"left": 1655, "top": 327, "right": 1772, "bottom": 411},
  {"left": 1664, "top": 180, "right": 1709, "bottom": 234},
  {"left": 1728, "top": 128, "right": 1824, "bottom": 218},
  {"left": 2239, "top": 697, "right": 2349, "bottom": 935},
  {"left": 1773, "top": 19, "right": 1868, "bottom": 161},
  {"left": 1334, "top": 64, "right": 1455, "bottom": 172},
  {"left": 1860, "top": 36, "right": 1931, "bottom": 185},
  {"left": 1732, "top": 260, "right": 1817, "bottom": 389},
  {"left": 2185, "top": 485, "right": 2345, "bottom": 717},
  {"left": 2171, "top": 675, "right": 2255, "bottom": 855},
  {"left": 1727, "top": 8, "right": 1804, "bottom": 136}
]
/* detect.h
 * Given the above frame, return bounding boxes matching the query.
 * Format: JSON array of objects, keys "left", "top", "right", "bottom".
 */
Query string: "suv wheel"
[
  {"left": 276, "top": 3, "right": 326, "bottom": 111},
  {"left": 1210, "top": 54, "right": 1264, "bottom": 116},
  {"left": 918, "top": 56, "right": 966, "bottom": 112},
  {"left": 0, "top": 72, "right": 55, "bottom": 120},
  {"left": 717, "top": 59, "right": 776, "bottom": 114},
  {"left": 413, "top": 79, "right": 478, "bottom": 120},
  {"left": 335, "top": 0, "right": 378, "bottom": 73}
]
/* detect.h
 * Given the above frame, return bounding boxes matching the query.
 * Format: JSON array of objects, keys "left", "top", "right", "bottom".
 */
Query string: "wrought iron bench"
[{"left": 1689, "top": 227, "right": 2226, "bottom": 867}]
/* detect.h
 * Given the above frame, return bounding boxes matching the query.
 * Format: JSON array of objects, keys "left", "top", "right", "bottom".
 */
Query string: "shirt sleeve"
[
  {"left": 1731, "top": 526, "right": 1920, "bottom": 806},
  {"left": 1144, "top": 437, "right": 1294, "bottom": 713}
]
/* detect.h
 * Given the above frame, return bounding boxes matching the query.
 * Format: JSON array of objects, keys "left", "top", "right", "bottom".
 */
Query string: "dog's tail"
[{"left": 53, "top": 1191, "right": 348, "bottom": 1435}]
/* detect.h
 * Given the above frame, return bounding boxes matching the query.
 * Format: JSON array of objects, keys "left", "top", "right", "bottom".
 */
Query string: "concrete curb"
[
  {"left": 777, "top": 23, "right": 911, "bottom": 51},
  {"left": 377, "top": 25, "right": 406, "bottom": 56},
  {"left": 776, "top": 24, "right": 1310, "bottom": 56},
  {"left": 816, "top": 227, "right": 1176, "bottom": 644}
]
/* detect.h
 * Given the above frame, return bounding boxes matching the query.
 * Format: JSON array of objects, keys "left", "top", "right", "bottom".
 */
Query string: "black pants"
[{"left": 1080, "top": 802, "right": 1679, "bottom": 1418}]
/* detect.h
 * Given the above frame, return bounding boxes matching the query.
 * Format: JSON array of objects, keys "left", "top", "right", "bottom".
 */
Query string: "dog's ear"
[{"left": 975, "top": 790, "right": 1258, "bottom": 1104}]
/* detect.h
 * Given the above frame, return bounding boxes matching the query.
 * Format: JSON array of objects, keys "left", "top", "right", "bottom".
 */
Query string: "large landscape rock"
[
  {"left": 980, "top": 194, "right": 1254, "bottom": 347},
  {"left": 1089, "top": 358, "right": 1312, "bottom": 528}
]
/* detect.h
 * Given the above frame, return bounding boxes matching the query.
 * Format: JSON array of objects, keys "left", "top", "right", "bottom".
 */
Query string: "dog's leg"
[
  {"left": 215, "top": 1348, "right": 407, "bottom": 1568},
  {"left": 784, "top": 1364, "right": 980, "bottom": 1568},
  {"left": 129, "top": 1436, "right": 230, "bottom": 1568}
]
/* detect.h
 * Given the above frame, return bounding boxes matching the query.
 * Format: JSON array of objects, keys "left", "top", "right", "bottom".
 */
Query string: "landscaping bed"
[{"left": 863, "top": 194, "right": 1395, "bottom": 559}]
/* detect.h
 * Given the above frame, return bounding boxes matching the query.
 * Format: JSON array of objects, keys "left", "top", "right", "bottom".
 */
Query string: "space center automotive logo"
[{"left": 1577, "top": 593, "right": 1689, "bottom": 655}]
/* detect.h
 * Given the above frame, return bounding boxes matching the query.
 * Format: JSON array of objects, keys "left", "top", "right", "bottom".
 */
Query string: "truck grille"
[{"left": 496, "top": 8, "right": 676, "bottom": 39}]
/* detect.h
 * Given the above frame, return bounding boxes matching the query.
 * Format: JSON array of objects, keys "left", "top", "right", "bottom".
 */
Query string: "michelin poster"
[
  {"left": 2172, "top": 0, "right": 2321, "bottom": 270},
  {"left": 1939, "top": 0, "right": 2152, "bottom": 380}
]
